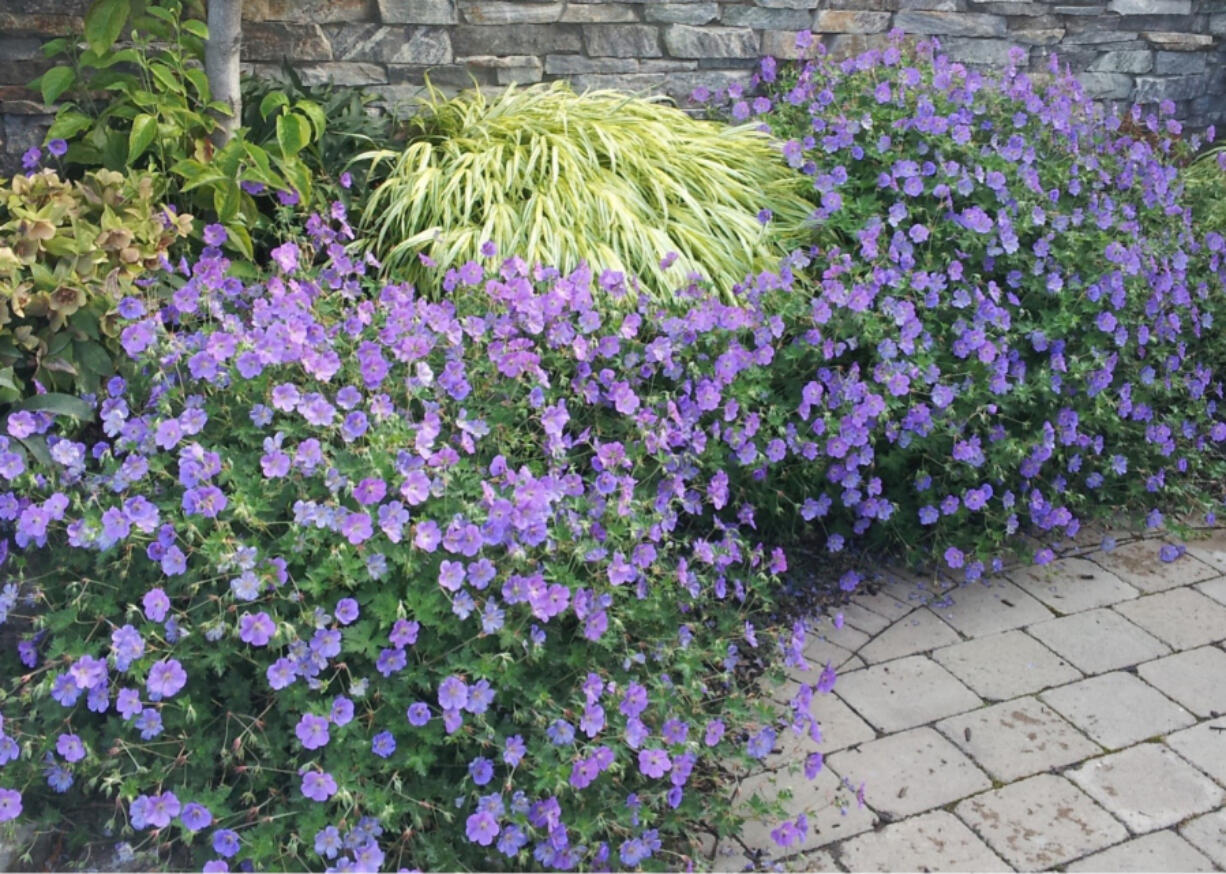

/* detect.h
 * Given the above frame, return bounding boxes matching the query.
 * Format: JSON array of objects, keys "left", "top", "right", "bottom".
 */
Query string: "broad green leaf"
[
  {"left": 37, "top": 67, "right": 76, "bottom": 105},
  {"left": 181, "top": 18, "right": 209, "bottom": 39},
  {"left": 259, "top": 91, "right": 289, "bottom": 120},
  {"left": 276, "top": 112, "right": 310, "bottom": 156},
  {"left": 83, "top": 0, "right": 131, "bottom": 55},
  {"left": 127, "top": 113, "right": 157, "bottom": 163}
]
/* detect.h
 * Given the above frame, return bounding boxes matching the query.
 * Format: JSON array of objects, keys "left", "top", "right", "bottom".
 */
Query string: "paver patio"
[{"left": 712, "top": 533, "right": 1226, "bottom": 871}]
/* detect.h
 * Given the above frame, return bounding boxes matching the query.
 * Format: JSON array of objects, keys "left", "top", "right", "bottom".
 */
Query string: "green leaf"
[
  {"left": 127, "top": 113, "right": 157, "bottom": 163},
  {"left": 18, "top": 392, "right": 94, "bottom": 420},
  {"left": 293, "top": 99, "right": 327, "bottom": 142},
  {"left": 83, "top": 0, "right": 131, "bottom": 55},
  {"left": 37, "top": 67, "right": 76, "bottom": 105},
  {"left": 259, "top": 91, "right": 289, "bottom": 120},
  {"left": 276, "top": 112, "right": 311, "bottom": 157},
  {"left": 148, "top": 62, "right": 185, "bottom": 96},
  {"left": 74, "top": 341, "right": 113, "bottom": 378},
  {"left": 181, "top": 18, "right": 209, "bottom": 39}
]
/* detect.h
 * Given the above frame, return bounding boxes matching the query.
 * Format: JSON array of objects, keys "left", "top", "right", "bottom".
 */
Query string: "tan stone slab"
[
  {"left": 836, "top": 601, "right": 894, "bottom": 636},
  {"left": 955, "top": 774, "right": 1129, "bottom": 870},
  {"left": 1198, "top": 577, "right": 1226, "bottom": 607},
  {"left": 850, "top": 587, "right": 916, "bottom": 622},
  {"left": 858, "top": 608, "right": 963, "bottom": 664},
  {"left": 932, "top": 629, "right": 1083, "bottom": 701},
  {"left": 1182, "top": 529, "right": 1226, "bottom": 575},
  {"left": 936, "top": 697, "right": 1103, "bottom": 782},
  {"left": 1067, "top": 743, "right": 1224, "bottom": 833},
  {"left": 731, "top": 764, "right": 877, "bottom": 857},
  {"left": 1165, "top": 717, "right": 1226, "bottom": 787},
  {"left": 1092, "top": 539, "right": 1218, "bottom": 593},
  {"left": 827, "top": 727, "right": 992, "bottom": 821},
  {"left": 833, "top": 656, "right": 982, "bottom": 734},
  {"left": 1181, "top": 810, "right": 1226, "bottom": 869},
  {"left": 1027, "top": 608, "right": 1170, "bottom": 674},
  {"left": 1008, "top": 555, "right": 1140, "bottom": 612},
  {"left": 1113, "top": 588, "right": 1226, "bottom": 650},
  {"left": 930, "top": 578, "right": 1055, "bottom": 638},
  {"left": 836, "top": 810, "right": 1011, "bottom": 872},
  {"left": 1066, "top": 830, "right": 1218, "bottom": 872},
  {"left": 1138, "top": 646, "right": 1226, "bottom": 717},
  {"left": 1040, "top": 672, "right": 1196, "bottom": 750}
]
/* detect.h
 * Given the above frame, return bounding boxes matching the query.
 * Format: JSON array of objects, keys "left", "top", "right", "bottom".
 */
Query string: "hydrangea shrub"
[{"left": 0, "top": 213, "right": 834, "bottom": 871}]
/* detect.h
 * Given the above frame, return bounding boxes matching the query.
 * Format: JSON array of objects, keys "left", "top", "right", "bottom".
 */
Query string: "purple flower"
[
  {"left": 301, "top": 770, "right": 337, "bottom": 802},
  {"left": 371, "top": 731, "right": 396, "bottom": 758},
  {"left": 638, "top": 748, "right": 671, "bottom": 778},
  {"left": 406, "top": 702, "right": 431, "bottom": 726},
  {"left": 47, "top": 138, "right": 68, "bottom": 157},
  {"left": 146, "top": 658, "right": 187, "bottom": 698},
  {"left": 238, "top": 612, "right": 275, "bottom": 647},
  {"left": 202, "top": 862, "right": 228, "bottom": 873},
  {"left": 0, "top": 788, "right": 21, "bottom": 822},
  {"left": 271, "top": 241, "right": 299, "bottom": 272},
  {"left": 468, "top": 756, "right": 494, "bottom": 786},
  {"left": 335, "top": 598, "right": 359, "bottom": 624},
  {"left": 146, "top": 791, "right": 181, "bottom": 828},
  {"left": 202, "top": 223, "right": 228, "bottom": 246},
  {"left": 330, "top": 696, "right": 354, "bottom": 726},
  {"left": 181, "top": 802, "right": 213, "bottom": 831},
  {"left": 466, "top": 811, "right": 500, "bottom": 846},
  {"left": 438, "top": 675, "right": 468, "bottom": 710},
  {"left": 142, "top": 588, "right": 170, "bottom": 622},
  {"left": 212, "top": 829, "right": 240, "bottom": 857},
  {"left": 56, "top": 733, "right": 85, "bottom": 763},
  {"left": 296, "top": 714, "right": 331, "bottom": 750}
]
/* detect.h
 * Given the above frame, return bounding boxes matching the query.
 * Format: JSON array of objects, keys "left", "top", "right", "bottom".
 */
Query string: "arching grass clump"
[{"left": 359, "top": 83, "right": 814, "bottom": 302}]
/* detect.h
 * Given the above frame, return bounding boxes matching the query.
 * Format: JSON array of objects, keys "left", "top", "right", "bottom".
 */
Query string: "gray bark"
[{"left": 205, "top": 0, "right": 242, "bottom": 145}]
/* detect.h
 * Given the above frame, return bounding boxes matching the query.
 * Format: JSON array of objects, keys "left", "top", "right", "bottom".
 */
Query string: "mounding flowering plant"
[
  {"left": 0, "top": 212, "right": 838, "bottom": 871},
  {"left": 692, "top": 35, "right": 1226, "bottom": 575}
]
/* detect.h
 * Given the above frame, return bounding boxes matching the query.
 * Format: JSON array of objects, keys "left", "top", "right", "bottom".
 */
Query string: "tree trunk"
[{"left": 205, "top": 0, "right": 242, "bottom": 146}]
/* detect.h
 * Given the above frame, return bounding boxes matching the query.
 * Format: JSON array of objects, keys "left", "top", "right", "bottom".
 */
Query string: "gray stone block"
[
  {"left": 1040, "top": 672, "right": 1196, "bottom": 749},
  {"left": 584, "top": 24, "right": 662, "bottom": 57},
  {"left": 243, "top": 22, "right": 333, "bottom": 62},
  {"left": 452, "top": 24, "right": 582, "bottom": 55},
  {"left": 1154, "top": 50, "right": 1207, "bottom": 74},
  {"left": 560, "top": 3, "right": 639, "bottom": 22},
  {"left": 1143, "top": 31, "right": 1215, "bottom": 50},
  {"left": 250, "top": 61, "right": 389, "bottom": 86},
  {"left": 721, "top": 6, "right": 811, "bottom": 28},
  {"left": 1011, "top": 26, "right": 1066, "bottom": 45},
  {"left": 1211, "top": 14, "right": 1226, "bottom": 34},
  {"left": 644, "top": 3, "right": 718, "bottom": 24},
  {"left": 837, "top": 811, "right": 1011, "bottom": 873},
  {"left": 377, "top": 0, "right": 457, "bottom": 24},
  {"left": 247, "top": 0, "right": 371, "bottom": 23},
  {"left": 898, "top": 0, "right": 960, "bottom": 9},
  {"left": 894, "top": 10, "right": 1008, "bottom": 36},
  {"left": 1067, "top": 832, "right": 1218, "bottom": 873},
  {"left": 663, "top": 24, "right": 759, "bottom": 58},
  {"left": 756, "top": 0, "right": 820, "bottom": 7},
  {"left": 458, "top": 1, "right": 563, "bottom": 23},
  {"left": 760, "top": 29, "right": 811, "bottom": 58},
  {"left": 1108, "top": 0, "right": 1191, "bottom": 12},
  {"left": 1088, "top": 49, "right": 1155, "bottom": 73},
  {"left": 544, "top": 54, "right": 639, "bottom": 74},
  {"left": 814, "top": 10, "right": 893, "bottom": 32},
  {"left": 328, "top": 24, "right": 452, "bottom": 64}
]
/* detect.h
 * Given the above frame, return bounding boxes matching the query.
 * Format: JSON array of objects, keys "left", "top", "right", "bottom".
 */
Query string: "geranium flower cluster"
[
  {"left": 697, "top": 34, "right": 1226, "bottom": 573},
  {"left": 0, "top": 215, "right": 833, "bottom": 871}
]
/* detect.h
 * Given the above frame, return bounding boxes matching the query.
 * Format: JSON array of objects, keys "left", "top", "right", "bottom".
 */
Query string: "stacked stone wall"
[{"left": 0, "top": 0, "right": 1222, "bottom": 172}]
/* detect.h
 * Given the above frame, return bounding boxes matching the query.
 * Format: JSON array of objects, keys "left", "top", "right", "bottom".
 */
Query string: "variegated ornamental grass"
[{"left": 359, "top": 83, "right": 814, "bottom": 303}]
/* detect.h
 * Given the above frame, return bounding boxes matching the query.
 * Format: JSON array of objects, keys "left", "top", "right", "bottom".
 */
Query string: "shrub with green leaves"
[
  {"left": 0, "top": 166, "right": 191, "bottom": 403},
  {"left": 360, "top": 82, "right": 814, "bottom": 302},
  {"left": 34, "top": 0, "right": 324, "bottom": 259}
]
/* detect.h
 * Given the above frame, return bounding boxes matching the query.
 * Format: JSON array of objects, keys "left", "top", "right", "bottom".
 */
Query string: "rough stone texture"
[
  {"left": 931, "top": 578, "right": 1054, "bottom": 638},
  {"left": 1066, "top": 830, "right": 1218, "bottom": 872},
  {"left": 827, "top": 727, "right": 993, "bottom": 820},
  {"left": 378, "top": 0, "right": 458, "bottom": 24},
  {"left": 833, "top": 656, "right": 982, "bottom": 733},
  {"left": 815, "top": 10, "right": 894, "bottom": 31},
  {"left": 935, "top": 697, "right": 1103, "bottom": 781},
  {"left": 1007, "top": 556, "right": 1139, "bottom": 612},
  {"left": 459, "top": 1, "right": 564, "bottom": 24},
  {"left": 955, "top": 774, "right": 1129, "bottom": 869},
  {"left": 932, "top": 630, "right": 1082, "bottom": 700},
  {"left": 644, "top": 3, "right": 719, "bottom": 25},
  {"left": 1181, "top": 810, "right": 1226, "bottom": 868},
  {"left": 1040, "top": 672, "right": 1197, "bottom": 749},
  {"left": 1067, "top": 743, "right": 1225, "bottom": 832},
  {"left": 894, "top": 10, "right": 1008, "bottom": 35},
  {"left": 663, "top": 24, "right": 759, "bottom": 58},
  {"left": 1112, "top": 588, "right": 1226, "bottom": 650},
  {"left": 836, "top": 810, "right": 1011, "bottom": 871},
  {"left": 1137, "top": 647, "right": 1226, "bottom": 717},
  {"left": 1093, "top": 540, "right": 1219, "bottom": 592},
  {"left": 1026, "top": 607, "right": 1170, "bottom": 674},
  {"left": 584, "top": 24, "right": 661, "bottom": 57},
  {"left": 1165, "top": 717, "right": 1226, "bottom": 787}
]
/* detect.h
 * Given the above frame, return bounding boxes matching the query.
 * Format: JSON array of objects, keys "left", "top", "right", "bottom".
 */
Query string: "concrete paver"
[
  {"left": 1026, "top": 608, "right": 1170, "bottom": 674},
  {"left": 1181, "top": 810, "right": 1226, "bottom": 869},
  {"left": 857, "top": 608, "right": 962, "bottom": 664},
  {"left": 954, "top": 774, "right": 1128, "bottom": 870},
  {"left": 1197, "top": 577, "right": 1226, "bottom": 607},
  {"left": 1007, "top": 556, "right": 1139, "bottom": 612},
  {"left": 836, "top": 601, "right": 895, "bottom": 636},
  {"left": 850, "top": 588, "right": 916, "bottom": 622},
  {"left": 827, "top": 727, "right": 992, "bottom": 821},
  {"left": 1165, "top": 718, "right": 1226, "bottom": 787},
  {"left": 930, "top": 578, "right": 1055, "bottom": 638},
  {"left": 1092, "top": 539, "right": 1218, "bottom": 592},
  {"left": 1182, "top": 530, "right": 1226, "bottom": 575},
  {"left": 730, "top": 763, "right": 877, "bottom": 859},
  {"left": 1040, "top": 672, "right": 1197, "bottom": 749},
  {"left": 932, "top": 630, "right": 1083, "bottom": 701},
  {"left": 765, "top": 695, "right": 877, "bottom": 766},
  {"left": 1113, "top": 587, "right": 1226, "bottom": 649},
  {"left": 1066, "top": 743, "right": 1225, "bottom": 833},
  {"left": 935, "top": 697, "right": 1102, "bottom": 782},
  {"left": 1065, "top": 830, "right": 1218, "bottom": 872},
  {"left": 1137, "top": 647, "right": 1226, "bottom": 717},
  {"left": 835, "top": 810, "right": 1011, "bottom": 872},
  {"left": 833, "top": 656, "right": 982, "bottom": 733}
]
